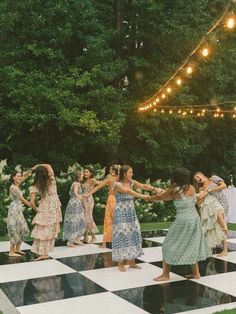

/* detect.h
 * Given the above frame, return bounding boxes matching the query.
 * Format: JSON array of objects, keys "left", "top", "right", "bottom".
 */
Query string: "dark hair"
[
  {"left": 74, "top": 171, "right": 82, "bottom": 182},
  {"left": 119, "top": 164, "right": 132, "bottom": 181},
  {"left": 33, "top": 165, "right": 49, "bottom": 197},
  {"left": 171, "top": 167, "right": 190, "bottom": 193},
  {"left": 9, "top": 170, "right": 20, "bottom": 191},
  {"left": 110, "top": 164, "right": 120, "bottom": 176},
  {"left": 84, "top": 166, "right": 94, "bottom": 178}
]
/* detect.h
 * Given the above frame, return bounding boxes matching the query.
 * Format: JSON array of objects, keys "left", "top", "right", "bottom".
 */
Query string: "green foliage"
[{"left": 0, "top": 0, "right": 235, "bottom": 182}]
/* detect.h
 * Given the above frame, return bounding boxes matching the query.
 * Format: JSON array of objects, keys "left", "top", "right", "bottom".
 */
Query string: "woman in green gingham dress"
[{"left": 147, "top": 168, "right": 212, "bottom": 281}]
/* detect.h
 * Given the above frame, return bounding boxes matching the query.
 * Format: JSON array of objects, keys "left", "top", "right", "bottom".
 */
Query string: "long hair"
[
  {"left": 74, "top": 171, "right": 82, "bottom": 182},
  {"left": 9, "top": 170, "right": 19, "bottom": 192},
  {"left": 33, "top": 166, "right": 49, "bottom": 197},
  {"left": 171, "top": 167, "right": 190, "bottom": 194},
  {"left": 119, "top": 164, "right": 131, "bottom": 181}
]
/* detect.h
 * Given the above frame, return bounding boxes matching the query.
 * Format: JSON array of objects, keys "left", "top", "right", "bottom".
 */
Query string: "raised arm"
[
  {"left": 116, "top": 184, "right": 148, "bottom": 200},
  {"left": 90, "top": 178, "right": 110, "bottom": 194},
  {"left": 37, "top": 164, "right": 54, "bottom": 177},
  {"left": 147, "top": 188, "right": 174, "bottom": 202}
]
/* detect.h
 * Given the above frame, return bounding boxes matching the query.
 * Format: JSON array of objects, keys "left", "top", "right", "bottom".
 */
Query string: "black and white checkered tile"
[{"left": 1, "top": 230, "right": 236, "bottom": 314}]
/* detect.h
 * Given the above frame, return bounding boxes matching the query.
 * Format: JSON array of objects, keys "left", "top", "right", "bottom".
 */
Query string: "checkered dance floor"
[{"left": 1, "top": 230, "right": 236, "bottom": 314}]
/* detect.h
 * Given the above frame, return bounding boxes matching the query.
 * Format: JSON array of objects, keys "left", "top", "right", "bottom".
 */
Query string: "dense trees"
[{"left": 0, "top": 0, "right": 235, "bottom": 181}]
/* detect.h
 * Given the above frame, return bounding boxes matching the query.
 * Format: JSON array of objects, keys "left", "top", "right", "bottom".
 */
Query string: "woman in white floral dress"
[
  {"left": 30, "top": 164, "right": 62, "bottom": 261},
  {"left": 7, "top": 169, "right": 35, "bottom": 257}
]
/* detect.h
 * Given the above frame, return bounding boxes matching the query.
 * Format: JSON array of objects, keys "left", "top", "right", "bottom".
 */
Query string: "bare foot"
[
  {"left": 67, "top": 243, "right": 78, "bottom": 247},
  {"left": 118, "top": 265, "right": 126, "bottom": 272},
  {"left": 14, "top": 250, "right": 26, "bottom": 255},
  {"left": 9, "top": 252, "right": 21, "bottom": 257},
  {"left": 89, "top": 237, "right": 96, "bottom": 244},
  {"left": 34, "top": 255, "right": 49, "bottom": 261},
  {"left": 153, "top": 274, "right": 170, "bottom": 281},
  {"left": 185, "top": 274, "right": 201, "bottom": 279},
  {"left": 98, "top": 243, "right": 107, "bottom": 249},
  {"left": 217, "top": 251, "right": 228, "bottom": 257},
  {"left": 129, "top": 263, "right": 142, "bottom": 269}
]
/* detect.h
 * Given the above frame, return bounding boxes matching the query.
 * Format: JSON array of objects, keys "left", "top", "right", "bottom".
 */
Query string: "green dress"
[{"left": 163, "top": 189, "right": 212, "bottom": 265}]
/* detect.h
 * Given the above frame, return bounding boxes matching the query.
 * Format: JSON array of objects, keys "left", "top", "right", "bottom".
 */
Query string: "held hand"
[
  {"left": 83, "top": 193, "right": 91, "bottom": 197},
  {"left": 31, "top": 165, "right": 38, "bottom": 171},
  {"left": 155, "top": 188, "right": 165, "bottom": 194}
]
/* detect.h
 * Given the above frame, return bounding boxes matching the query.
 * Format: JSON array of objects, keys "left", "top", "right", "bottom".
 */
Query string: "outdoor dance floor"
[{"left": 1, "top": 230, "right": 236, "bottom": 314}]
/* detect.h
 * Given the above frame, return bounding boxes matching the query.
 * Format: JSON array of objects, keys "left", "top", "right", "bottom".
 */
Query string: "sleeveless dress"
[
  {"left": 162, "top": 190, "right": 212, "bottom": 265},
  {"left": 199, "top": 194, "right": 226, "bottom": 249},
  {"left": 7, "top": 184, "right": 29, "bottom": 245},
  {"left": 62, "top": 182, "right": 87, "bottom": 243},
  {"left": 208, "top": 175, "right": 228, "bottom": 217},
  {"left": 112, "top": 181, "right": 143, "bottom": 262},
  {"left": 103, "top": 182, "right": 116, "bottom": 242},
  {"left": 81, "top": 180, "right": 98, "bottom": 233},
  {"left": 30, "top": 178, "right": 62, "bottom": 255}
]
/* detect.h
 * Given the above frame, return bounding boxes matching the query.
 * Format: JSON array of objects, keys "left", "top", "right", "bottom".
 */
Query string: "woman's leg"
[
  {"left": 191, "top": 263, "right": 201, "bottom": 279},
  {"left": 154, "top": 261, "right": 170, "bottom": 281},
  {"left": 9, "top": 242, "right": 21, "bottom": 257},
  {"left": 89, "top": 232, "right": 96, "bottom": 243},
  {"left": 129, "top": 258, "right": 142, "bottom": 269},
  {"left": 118, "top": 260, "right": 126, "bottom": 272},
  {"left": 14, "top": 242, "right": 26, "bottom": 255}
]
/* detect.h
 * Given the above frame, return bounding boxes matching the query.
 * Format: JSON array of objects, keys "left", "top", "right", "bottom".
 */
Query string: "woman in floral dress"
[
  {"left": 81, "top": 167, "right": 101, "bottom": 243},
  {"left": 30, "top": 164, "right": 62, "bottom": 261},
  {"left": 87, "top": 164, "right": 120, "bottom": 248},
  {"left": 7, "top": 169, "right": 35, "bottom": 257},
  {"left": 62, "top": 171, "right": 87, "bottom": 247},
  {"left": 147, "top": 168, "right": 212, "bottom": 281},
  {"left": 112, "top": 165, "right": 154, "bottom": 272}
]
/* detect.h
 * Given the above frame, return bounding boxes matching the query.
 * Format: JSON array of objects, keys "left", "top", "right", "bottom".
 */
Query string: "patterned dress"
[
  {"left": 162, "top": 190, "right": 212, "bottom": 265},
  {"left": 62, "top": 182, "right": 87, "bottom": 243},
  {"left": 7, "top": 185, "right": 29, "bottom": 245},
  {"left": 112, "top": 181, "right": 143, "bottom": 262},
  {"left": 30, "top": 178, "right": 62, "bottom": 256},
  {"left": 208, "top": 175, "right": 228, "bottom": 216},
  {"left": 103, "top": 186, "right": 116, "bottom": 243},
  {"left": 199, "top": 194, "right": 226, "bottom": 249},
  {"left": 81, "top": 180, "right": 98, "bottom": 233}
]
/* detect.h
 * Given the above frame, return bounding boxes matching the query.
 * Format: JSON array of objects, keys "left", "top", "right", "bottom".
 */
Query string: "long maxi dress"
[
  {"left": 162, "top": 189, "right": 212, "bottom": 265},
  {"left": 62, "top": 182, "right": 87, "bottom": 243},
  {"left": 103, "top": 183, "right": 116, "bottom": 243},
  {"left": 81, "top": 180, "right": 98, "bottom": 234},
  {"left": 199, "top": 194, "right": 226, "bottom": 249},
  {"left": 112, "top": 181, "right": 143, "bottom": 262},
  {"left": 7, "top": 184, "right": 29, "bottom": 245},
  {"left": 30, "top": 178, "right": 62, "bottom": 256}
]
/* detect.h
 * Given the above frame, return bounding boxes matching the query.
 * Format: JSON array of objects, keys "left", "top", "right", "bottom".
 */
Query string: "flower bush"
[{"left": 0, "top": 160, "right": 176, "bottom": 237}]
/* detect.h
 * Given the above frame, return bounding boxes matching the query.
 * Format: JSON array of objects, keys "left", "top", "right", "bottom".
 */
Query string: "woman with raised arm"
[
  {"left": 30, "top": 164, "right": 62, "bottom": 261},
  {"left": 7, "top": 168, "right": 35, "bottom": 256},
  {"left": 112, "top": 165, "right": 149, "bottom": 272},
  {"left": 146, "top": 168, "right": 212, "bottom": 281},
  {"left": 62, "top": 171, "right": 87, "bottom": 247},
  {"left": 81, "top": 167, "right": 101, "bottom": 243},
  {"left": 87, "top": 164, "right": 120, "bottom": 248}
]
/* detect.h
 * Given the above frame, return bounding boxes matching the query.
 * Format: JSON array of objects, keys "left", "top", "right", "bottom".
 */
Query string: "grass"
[
  {"left": 0, "top": 222, "right": 235, "bottom": 242},
  {"left": 213, "top": 310, "right": 236, "bottom": 314}
]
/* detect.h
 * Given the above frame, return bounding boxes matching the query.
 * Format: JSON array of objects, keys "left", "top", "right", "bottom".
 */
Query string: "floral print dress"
[{"left": 7, "top": 184, "right": 29, "bottom": 245}]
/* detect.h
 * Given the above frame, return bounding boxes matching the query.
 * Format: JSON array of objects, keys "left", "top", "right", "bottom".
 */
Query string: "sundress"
[
  {"left": 30, "top": 178, "right": 62, "bottom": 256},
  {"left": 7, "top": 185, "right": 29, "bottom": 245},
  {"left": 81, "top": 180, "right": 98, "bottom": 233},
  {"left": 62, "top": 182, "right": 87, "bottom": 243},
  {"left": 162, "top": 189, "right": 212, "bottom": 265},
  {"left": 199, "top": 194, "right": 226, "bottom": 249},
  {"left": 112, "top": 181, "right": 143, "bottom": 262},
  {"left": 103, "top": 185, "right": 116, "bottom": 242},
  {"left": 208, "top": 175, "right": 228, "bottom": 216}
]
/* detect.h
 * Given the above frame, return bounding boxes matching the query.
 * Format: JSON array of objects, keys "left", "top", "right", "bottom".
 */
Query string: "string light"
[{"left": 138, "top": 1, "right": 236, "bottom": 112}]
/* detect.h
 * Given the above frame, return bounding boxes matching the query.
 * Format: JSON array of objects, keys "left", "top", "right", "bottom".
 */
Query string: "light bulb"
[
  {"left": 226, "top": 17, "right": 235, "bottom": 29},
  {"left": 176, "top": 78, "right": 182, "bottom": 85}
]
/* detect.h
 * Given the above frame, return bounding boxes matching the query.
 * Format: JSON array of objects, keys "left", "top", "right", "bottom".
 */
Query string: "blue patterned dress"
[
  {"left": 112, "top": 181, "right": 143, "bottom": 262},
  {"left": 162, "top": 190, "right": 212, "bottom": 265},
  {"left": 62, "top": 182, "right": 87, "bottom": 243}
]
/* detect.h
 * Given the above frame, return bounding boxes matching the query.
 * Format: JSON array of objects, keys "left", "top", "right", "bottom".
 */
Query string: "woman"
[
  {"left": 194, "top": 172, "right": 228, "bottom": 217},
  {"left": 112, "top": 165, "right": 150, "bottom": 272},
  {"left": 147, "top": 168, "right": 212, "bottom": 281},
  {"left": 30, "top": 164, "right": 62, "bottom": 261},
  {"left": 7, "top": 168, "right": 35, "bottom": 256},
  {"left": 87, "top": 164, "right": 120, "bottom": 248},
  {"left": 81, "top": 167, "right": 101, "bottom": 243},
  {"left": 62, "top": 171, "right": 87, "bottom": 247}
]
